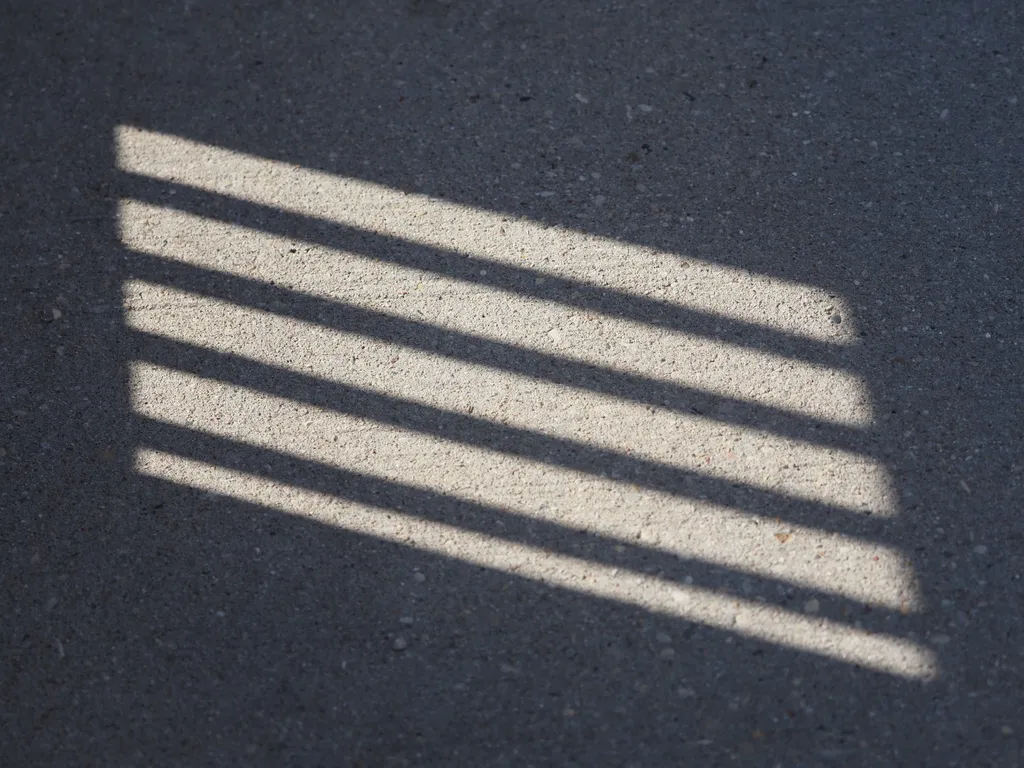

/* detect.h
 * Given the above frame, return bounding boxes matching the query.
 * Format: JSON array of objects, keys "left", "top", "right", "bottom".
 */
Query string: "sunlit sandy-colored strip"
[
  {"left": 133, "top": 447, "right": 935, "bottom": 680},
  {"left": 129, "top": 361, "right": 913, "bottom": 606},
  {"left": 115, "top": 125, "right": 857, "bottom": 345},
  {"left": 123, "top": 285, "right": 891, "bottom": 512},
  {"left": 117, "top": 200, "right": 872, "bottom": 429}
]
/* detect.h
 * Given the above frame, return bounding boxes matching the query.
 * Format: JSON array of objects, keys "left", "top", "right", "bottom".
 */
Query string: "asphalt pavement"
[{"left": 2, "top": 1, "right": 1022, "bottom": 765}]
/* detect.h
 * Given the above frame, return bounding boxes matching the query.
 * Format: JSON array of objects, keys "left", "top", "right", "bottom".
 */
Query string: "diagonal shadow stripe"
[
  {"left": 120, "top": 175, "right": 854, "bottom": 370},
  {"left": 135, "top": 416, "right": 908, "bottom": 631},
  {"left": 129, "top": 250, "right": 876, "bottom": 452},
  {"left": 130, "top": 330, "right": 888, "bottom": 539}
]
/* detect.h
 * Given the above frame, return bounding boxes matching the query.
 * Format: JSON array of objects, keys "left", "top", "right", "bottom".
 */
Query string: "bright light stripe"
[
  {"left": 129, "top": 361, "right": 914, "bottom": 607},
  {"left": 134, "top": 447, "right": 936, "bottom": 680},
  {"left": 117, "top": 200, "right": 873, "bottom": 429},
  {"left": 121, "top": 282, "right": 890, "bottom": 511},
  {"left": 124, "top": 314, "right": 892, "bottom": 518},
  {"left": 115, "top": 125, "right": 858, "bottom": 345}
]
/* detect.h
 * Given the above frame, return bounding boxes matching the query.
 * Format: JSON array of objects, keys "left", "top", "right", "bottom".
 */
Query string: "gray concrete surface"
[{"left": 2, "top": 1, "right": 1022, "bottom": 765}]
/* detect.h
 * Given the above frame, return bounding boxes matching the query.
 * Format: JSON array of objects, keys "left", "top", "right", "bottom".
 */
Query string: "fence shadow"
[{"left": 3, "top": 1, "right": 1022, "bottom": 765}]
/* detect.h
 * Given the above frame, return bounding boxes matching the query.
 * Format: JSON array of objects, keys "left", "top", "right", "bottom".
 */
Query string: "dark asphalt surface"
[{"left": 2, "top": 1, "right": 1023, "bottom": 765}]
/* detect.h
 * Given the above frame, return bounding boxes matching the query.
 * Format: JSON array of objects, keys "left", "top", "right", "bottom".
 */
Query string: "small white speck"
[
  {"left": 638, "top": 104, "right": 653, "bottom": 113},
  {"left": 973, "top": 544, "right": 988, "bottom": 555},
  {"left": 940, "top": 108, "right": 950, "bottom": 120},
  {"left": 804, "top": 598, "right": 820, "bottom": 614},
  {"left": 574, "top": 93, "right": 589, "bottom": 104},
  {"left": 593, "top": 194, "right": 606, "bottom": 205}
]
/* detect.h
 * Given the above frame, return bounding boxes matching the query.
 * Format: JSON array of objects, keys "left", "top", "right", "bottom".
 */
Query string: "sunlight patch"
[
  {"left": 118, "top": 124, "right": 929, "bottom": 681},
  {"left": 129, "top": 361, "right": 914, "bottom": 608},
  {"left": 116, "top": 125, "right": 859, "bottom": 346},
  {"left": 134, "top": 447, "right": 937, "bottom": 681}
]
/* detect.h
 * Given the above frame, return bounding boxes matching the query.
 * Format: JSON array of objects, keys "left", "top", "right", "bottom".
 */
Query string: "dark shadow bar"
[
  {"left": 130, "top": 329, "right": 888, "bottom": 539},
  {"left": 120, "top": 175, "right": 855, "bottom": 371},
  {"left": 128, "top": 250, "right": 876, "bottom": 455}
]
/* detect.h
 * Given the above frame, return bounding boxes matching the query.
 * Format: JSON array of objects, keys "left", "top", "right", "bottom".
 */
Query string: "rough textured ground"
[{"left": 2, "top": 1, "right": 1022, "bottom": 765}]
